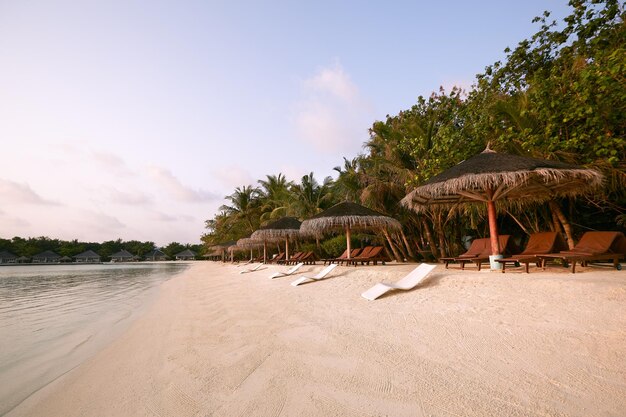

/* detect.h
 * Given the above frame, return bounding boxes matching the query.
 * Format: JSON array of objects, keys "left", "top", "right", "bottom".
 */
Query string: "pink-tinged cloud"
[
  {"left": 211, "top": 165, "right": 255, "bottom": 190},
  {"left": 107, "top": 188, "right": 153, "bottom": 206},
  {"left": 294, "top": 63, "right": 373, "bottom": 154},
  {"left": 149, "top": 167, "right": 219, "bottom": 203},
  {"left": 0, "top": 179, "right": 58, "bottom": 205},
  {"left": 91, "top": 151, "right": 135, "bottom": 176}
]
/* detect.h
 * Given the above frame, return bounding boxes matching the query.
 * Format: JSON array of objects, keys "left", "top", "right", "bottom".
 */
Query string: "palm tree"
[
  {"left": 220, "top": 185, "right": 262, "bottom": 234},
  {"left": 257, "top": 174, "right": 293, "bottom": 222},
  {"left": 290, "top": 173, "right": 334, "bottom": 219}
]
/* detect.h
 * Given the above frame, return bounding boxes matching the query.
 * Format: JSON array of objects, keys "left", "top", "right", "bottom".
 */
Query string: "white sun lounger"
[
  {"left": 240, "top": 263, "right": 264, "bottom": 274},
  {"left": 291, "top": 263, "right": 338, "bottom": 286},
  {"left": 361, "top": 263, "right": 437, "bottom": 300},
  {"left": 269, "top": 263, "right": 304, "bottom": 279}
]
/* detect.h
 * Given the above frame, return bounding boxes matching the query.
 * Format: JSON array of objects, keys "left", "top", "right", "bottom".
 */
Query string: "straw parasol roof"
[
  {"left": 401, "top": 148, "right": 603, "bottom": 259},
  {"left": 251, "top": 217, "right": 302, "bottom": 242},
  {"left": 300, "top": 202, "right": 401, "bottom": 259},
  {"left": 300, "top": 202, "right": 401, "bottom": 236},
  {"left": 251, "top": 217, "right": 302, "bottom": 261},
  {"left": 235, "top": 237, "right": 264, "bottom": 250}
]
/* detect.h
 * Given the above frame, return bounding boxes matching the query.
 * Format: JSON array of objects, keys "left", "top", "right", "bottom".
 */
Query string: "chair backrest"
[
  {"left": 335, "top": 249, "right": 349, "bottom": 259},
  {"left": 396, "top": 263, "right": 438, "bottom": 286},
  {"left": 355, "top": 246, "right": 374, "bottom": 258},
  {"left": 459, "top": 238, "right": 489, "bottom": 257},
  {"left": 521, "top": 232, "right": 567, "bottom": 255},
  {"left": 251, "top": 263, "right": 263, "bottom": 271},
  {"left": 570, "top": 231, "right": 623, "bottom": 255},
  {"left": 351, "top": 248, "right": 363, "bottom": 257},
  {"left": 315, "top": 263, "right": 338, "bottom": 278},
  {"left": 290, "top": 252, "right": 303, "bottom": 261},
  {"left": 365, "top": 246, "right": 384, "bottom": 258}
]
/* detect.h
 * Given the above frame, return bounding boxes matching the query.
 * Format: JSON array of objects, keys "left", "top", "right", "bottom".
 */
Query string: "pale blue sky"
[{"left": 0, "top": 1, "right": 571, "bottom": 245}]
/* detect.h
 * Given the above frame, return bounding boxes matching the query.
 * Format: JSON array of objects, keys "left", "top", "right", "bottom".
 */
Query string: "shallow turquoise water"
[{"left": 0, "top": 263, "right": 189, "bottom": 416}]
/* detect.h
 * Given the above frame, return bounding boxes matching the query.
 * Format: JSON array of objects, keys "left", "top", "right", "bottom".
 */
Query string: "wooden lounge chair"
[
  {"left": 291, "top": 264, "right": 339, "bottom": 286},
  {"left": 442, "top": 235, "right": 514, "bottom": 271},
  {"left": 538, "top": 231, "right": 626, "bottom": 273},
  {"left": 267, "top": 253, "right": 285, "bottom": 264},
  {"left": 240, "top": 263, "right": 264, "bottom": 274},
  {"left": 347, "top": 246, "right": 389, "bottom": 266},
  {"left": 299, "top": 251, "right": 319, "bottom": 265},
  {"left": 361, "top": 263, "right": 437, "bottom": 300},
  {"left": 323, "top": 248, "right": 362, "bottom": 265},
  {"left": 496, "top": 232, "right": 568, "bottom": 273},
  {"left": 269, "top": 262, "right": 304, "bottom": 279},
  {"left": 440, "top": 238, "right": 489, "bottom": 268},
  {"left": 280, "top": 252, "right": 303, "bottom": 265}
]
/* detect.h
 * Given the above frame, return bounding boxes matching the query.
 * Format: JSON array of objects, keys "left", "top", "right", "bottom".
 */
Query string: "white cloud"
[
  {"left": 107, "top": 187, "right": 153, "bottom": 206},
  {"left": 91, "top": 151, "right": 135, "bottom": 176},
  {"left": 211, "top": 165, "right": 255, "bottom": 190},
  {"left": 303, "top": 64, "right": 359, "bottom": 102},
  {"left": 294, "top": 63, "right": 373, "bottom": 154},
  {"left": 0, "top": 179, "right": 58, "bottom": 205},
  {"left": 149, "top": 166, "right": 219, "bottom": 203}
]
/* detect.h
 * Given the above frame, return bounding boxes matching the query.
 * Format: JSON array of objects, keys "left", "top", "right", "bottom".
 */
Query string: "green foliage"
[{"left": 204, "top": 0, "right": 625, "bottom": 258}]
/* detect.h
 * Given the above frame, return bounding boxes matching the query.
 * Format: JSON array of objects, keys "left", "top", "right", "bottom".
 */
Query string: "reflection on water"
[{"left": 0, "top": 263, "right": 188, "bottom": 415}]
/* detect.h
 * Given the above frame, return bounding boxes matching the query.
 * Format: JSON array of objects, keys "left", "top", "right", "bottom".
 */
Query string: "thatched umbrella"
[
  {"left": 208, "top": 241, "right": 237, "bottom": 262},
  {"left": 401, "top": 148, "right": 603, "bottom": 262},
  {"left": 251, "top": 217, "right": 301, "bottom": 262},
  {"left": 232, "top": 237, "right": 264, "bottom": 260},
  {"left": 300, "top": 202, "right": 402, "bottom": 259}
]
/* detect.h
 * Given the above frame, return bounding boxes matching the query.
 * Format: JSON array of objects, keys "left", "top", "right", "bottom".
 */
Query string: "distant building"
[
  {"left": 32, "top": 250, "right": 61, "bottom": 263},
  {"left": 143, "top": 249, "right": 167, "bottom": 261},
  {"left": 110, "top": 249, "right": 135, "bottom": 262},
  {"left": 73, "top": 250, "right": 101, "bottom": 263},
  {"left": 0, "top": 250, "right": 17, "bottom": 264},
  {"left": 175, "top": 249, "right": 196, "bottom": 260}
]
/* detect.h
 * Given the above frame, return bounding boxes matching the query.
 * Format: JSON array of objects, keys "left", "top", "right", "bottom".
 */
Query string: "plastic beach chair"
[
  {"left": 240, "top": 263, "right": 264, "bottom": 274},
  {"left": 291, "top": 264, "right": 338, "bottom": 286},
  {"left": 361, "top": 263, "right": 437, "bottom": 301},
  {"left": 269, "top": 263, "right": 304, "bottom": 279}
]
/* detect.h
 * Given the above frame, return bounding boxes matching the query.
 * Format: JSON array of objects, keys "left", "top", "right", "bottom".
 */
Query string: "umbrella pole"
[
  {"left": 285, "top": 238, "right": 289, "bottom": 261},
  {"left": 263, "top": 241, "right": 267, "bottom": 263},
  {"left": 346, "top": 226, "right": 352, "bottom": 259},
  {"left": 487, "top": 199, "right": 501, "bottom": 255}
]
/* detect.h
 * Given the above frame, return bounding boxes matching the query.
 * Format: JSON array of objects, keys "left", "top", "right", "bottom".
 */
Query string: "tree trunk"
[
  {"left": 434, "top": 212, "right": 447, "bottom": 258},
  {"left": 421, "top": 219, "right": 438, "bottom": 260},
  {"left": 382, "top": 229, "right": 403, "bottom": 262},
  {"left": 400, "top": 230, "right": 417, "bottom": 261},
  {"left": 549, "top": 201, "right": 575, "bottom": 249},
  {"left": 393, "top": 233, "right": 409, "bottom": 261}
]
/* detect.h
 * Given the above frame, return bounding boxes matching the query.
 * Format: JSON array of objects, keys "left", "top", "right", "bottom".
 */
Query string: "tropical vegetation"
[{"left": 203, "top": 0, "right": 625, "bottom": 260}]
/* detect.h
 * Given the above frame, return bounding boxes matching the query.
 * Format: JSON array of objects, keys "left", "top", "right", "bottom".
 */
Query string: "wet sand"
[{"left": 8, "top": 261, "right": 626, "bottom": 417}]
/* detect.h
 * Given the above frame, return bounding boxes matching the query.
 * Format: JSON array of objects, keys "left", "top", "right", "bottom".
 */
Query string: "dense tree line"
[
  {"left": 203, "top": 0, "right": 625, "bottom": 260},
  {"left": 0, "top": 237, "right": 205, "bottom": 261}
]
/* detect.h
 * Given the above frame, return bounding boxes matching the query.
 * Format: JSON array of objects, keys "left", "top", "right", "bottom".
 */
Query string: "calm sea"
[{"left": 0, "top": 262, "right": 189, "bottom": 416}]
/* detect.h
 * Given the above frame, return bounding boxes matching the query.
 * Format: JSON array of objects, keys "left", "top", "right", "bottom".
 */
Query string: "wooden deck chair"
[
  {"left": 361, "top": 263, "right": 437, "bottom": 300},
  {"left": 269, "top": 263, "right": 304, "bottom": 279},
  {"left": 440, "top": 238, "right": 489, "bottom": 268},
  {"left": 464, "top": 235, "right": 516, "bottom": 271},
  {"left": 299, "top": 251, "right": 319, "bottom": 265},
  {"left": 496, "top": 232, "right": 568, "bottom": 273},
  {"left": 291, "top": 264, "right": 338, "bottom": 286},
  {"left": 347, "top": 246, "right": 389, "bottom": 266},
  {"left": 538, "top": 231, "right": 626, "bottom": 273},
  {"left": 239, "top": 263, "right": 264, "bottom": 274},
  {"left": 281, "top": 252, "right": 303, "bottom": 265},
  {"left": 323, "top": 248, "right": 362, "bottom": 265}
]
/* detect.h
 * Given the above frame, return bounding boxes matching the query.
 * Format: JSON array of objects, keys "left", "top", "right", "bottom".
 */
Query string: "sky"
[{"left": 0, "top": 0, "right": 572, "bottom": 245}]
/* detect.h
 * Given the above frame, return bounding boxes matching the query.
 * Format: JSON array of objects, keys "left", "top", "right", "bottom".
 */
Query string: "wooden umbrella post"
[
  {"left": 285, "top": 238, "right": 289, "bottom": 262},
  {"left": 487, "top": 200, "right": 501, "bottom": 255},
  {"left": 346, "top": 226, "right": 352, "bottom": 259},
  {"left": 263, "top": 241, "right": 267, "bottom": 264}
]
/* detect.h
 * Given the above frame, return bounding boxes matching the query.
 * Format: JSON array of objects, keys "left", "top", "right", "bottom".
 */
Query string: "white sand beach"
[{"left": 9, "top": 261, "right": 626, "bottom": 417}]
